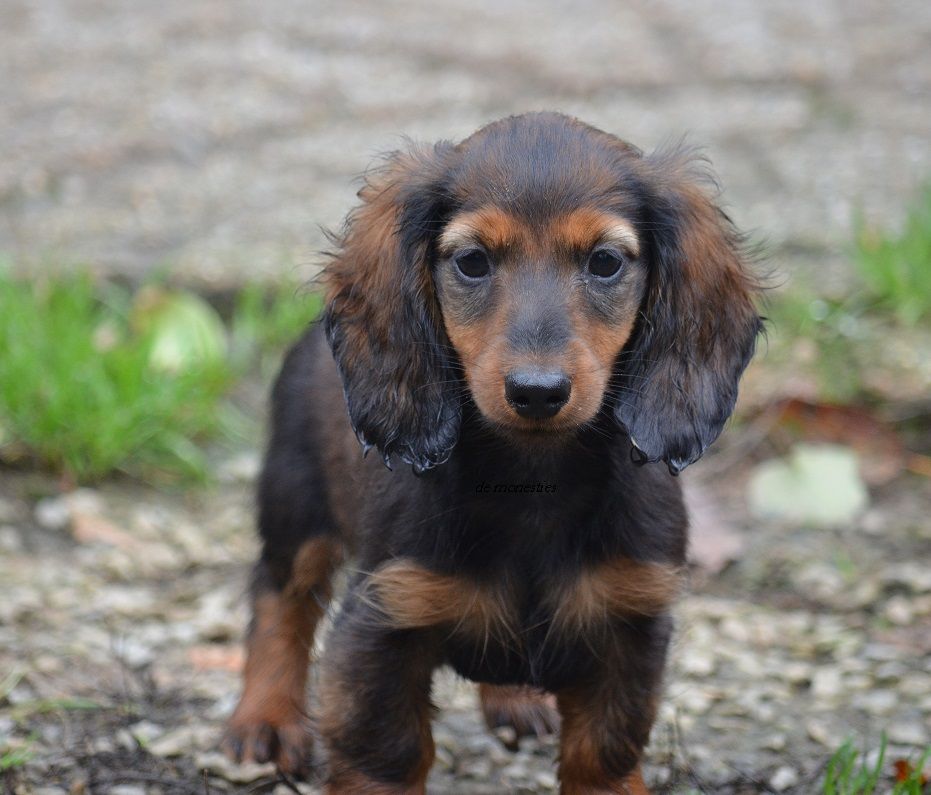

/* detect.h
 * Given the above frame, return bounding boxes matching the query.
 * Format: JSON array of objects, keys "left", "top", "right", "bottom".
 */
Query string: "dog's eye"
[
  {"left": 587, "top": 249, "right": 625, "bottom": 279},
  {"left": 455, "top": 249, "right": 490, "bottom": 279}
]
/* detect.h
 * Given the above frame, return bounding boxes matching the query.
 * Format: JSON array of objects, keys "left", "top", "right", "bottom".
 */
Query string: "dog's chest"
[{"left": 370, "top": 544, "right": 681, "bottom": 689}]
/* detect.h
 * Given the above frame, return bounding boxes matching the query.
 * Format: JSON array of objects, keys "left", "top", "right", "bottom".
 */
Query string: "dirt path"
[{"left": 1, "top": 431, "right": 929, "bottom": 793}]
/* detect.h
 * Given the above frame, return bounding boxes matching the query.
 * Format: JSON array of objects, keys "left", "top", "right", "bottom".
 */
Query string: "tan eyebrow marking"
[
  {"left": 439, "top": 207, "right": 526, "bottom": 254},
  {"left": 549, "top": 208, "right": 640, "bottom": 257}
]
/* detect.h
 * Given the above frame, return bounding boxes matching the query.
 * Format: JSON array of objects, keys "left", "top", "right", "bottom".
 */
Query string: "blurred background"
[{"left": 1, "top": 1, "right": 929, "bottom": 793}]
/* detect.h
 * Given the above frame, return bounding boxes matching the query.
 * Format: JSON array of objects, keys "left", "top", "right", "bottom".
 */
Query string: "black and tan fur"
[{"left": 222, "top": 112, "right": 762, "bottom": 794}]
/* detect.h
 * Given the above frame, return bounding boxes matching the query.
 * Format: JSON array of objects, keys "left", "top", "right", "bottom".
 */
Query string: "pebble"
[
  {"left": 217, "top": 451, "right": 261, "bottom": 483},
  {"left": 128, "top": 719, "right": 164, "bottom": 745},
  {"left": 148, "top": 725, "right": 216, "bottom": 757},
  {"left": 883, "top": 596, "right": 914, "bottom": 625},
  {"left": 806, "top": 720, "right": 835, "bottom": 747},
  {"left": 761, "top": 732, "right": 788, "bottom": 752},
  {"left": 811, "top": 667, "right": 844, "bottom": 700},
  {"left": 459, "top": 757, "right": 493, "bottom": 779},
  {"left": 887, "top": 723, "right": 929, "bottom": 747},
  {"left": 34, "top": 496, "right": 71, "bottom": 530},
  {"left": 680, "top": 651, "right": 716, "bottom": 677},
  {"left": 853, "top": 689, "right": 898, "bottom": 715},
  {"left": 196, "top": 750, "right": 276, "bottom": 783},
  {"left": 769, "top": 765, "right": 799, "bottom": 791}
]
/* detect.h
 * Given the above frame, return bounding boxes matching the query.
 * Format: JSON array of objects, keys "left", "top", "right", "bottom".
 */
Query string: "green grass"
[
  {"left": 232, "top": 280, "right": 324, "bottom": 353},
  {"left": 0, "top": 739, "right": 35, "bottom": 772},
  {"left": 0, "top": 270, "right": 321, "bottom": 484},
  {"left": 765, "top": 288, "right": 869, "bottom": 403},
  {"left": 823, "top": 734, "right": 930, "bottom": 795},
  {"left": 854, "top": 183, "right": 931, "bottom": 325}
]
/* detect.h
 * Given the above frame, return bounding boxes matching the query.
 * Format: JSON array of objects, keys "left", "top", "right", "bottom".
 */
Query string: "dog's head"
[{"left": 324, "top": 112, "right": 762, "bottom": 474}]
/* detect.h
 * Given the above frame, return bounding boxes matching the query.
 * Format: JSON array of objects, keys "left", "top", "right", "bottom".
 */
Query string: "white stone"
[{"left": 770, "top": 766, "right": 799, "bottom": 791}]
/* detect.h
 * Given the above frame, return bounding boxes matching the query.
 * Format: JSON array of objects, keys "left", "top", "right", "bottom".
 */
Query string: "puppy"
[{"left": 223, "top": 112, "right": 762, "bottom": 794}]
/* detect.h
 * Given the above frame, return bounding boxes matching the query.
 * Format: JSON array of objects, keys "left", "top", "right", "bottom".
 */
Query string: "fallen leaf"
[
  {"left": 748, "top": 443, "right": 869, "bottom": 526},
  {"left": 894, "top": 758, "right": 929, "bottom": 786},
  {"left": 71, "top": 511, "right": 144, "bottom": 551},
  {"left": 133, "top": 287, "right": 227, "bottom": 374}
]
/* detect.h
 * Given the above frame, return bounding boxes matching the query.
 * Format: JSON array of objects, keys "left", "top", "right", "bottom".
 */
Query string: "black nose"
[{"left": 504, "top": 369, "right": 571, "bottom": 419}]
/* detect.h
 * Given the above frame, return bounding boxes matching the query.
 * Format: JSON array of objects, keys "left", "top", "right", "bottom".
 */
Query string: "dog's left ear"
[
  {"left": 323, "top": 143, "right": 460, "bottom": 473},
  {"left": 614, "top": 150, "right": 763, "bottom": 474}
]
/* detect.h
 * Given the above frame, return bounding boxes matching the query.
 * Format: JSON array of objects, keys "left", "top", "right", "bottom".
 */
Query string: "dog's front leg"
[
  {"left": 318, "top": 584, "right": 441, "bottom": 795},
  {"left": 555, "top": 615, "right": 672, "bottom": 795}
]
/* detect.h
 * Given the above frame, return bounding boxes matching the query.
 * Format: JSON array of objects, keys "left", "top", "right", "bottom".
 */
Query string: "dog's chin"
[{"left": 482, "top": 411, "right": 593, "bottom": 446}]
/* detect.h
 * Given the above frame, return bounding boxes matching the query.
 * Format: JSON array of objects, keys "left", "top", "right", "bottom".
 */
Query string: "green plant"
[
  {"left": 823, "top": 733, "right": 930, "bottom": 795},
  {"left": 0, "top": 739, "right": 35, "bottom": 771},
  {"left": 231, "top": 280, "right": 323, "bottom": 355},
  {"left": 854, "top": 183, "right": 931, "bottom": 325},
  {"left": 0, "top": 271, "right": 234, "bottom": 482},
  {"left": 765, "top": 289, "right": 869, "bottom": 403}
]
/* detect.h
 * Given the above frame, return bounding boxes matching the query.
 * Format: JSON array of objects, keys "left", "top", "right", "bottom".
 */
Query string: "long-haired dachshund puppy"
[{"left": 222, "top": 112, "right": 762, "bottom": 794}]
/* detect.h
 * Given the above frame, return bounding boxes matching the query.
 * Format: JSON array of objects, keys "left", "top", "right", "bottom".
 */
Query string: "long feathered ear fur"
[
  {"left": 323, "top": 143, "right": 460, "bottom": 472},
  {"left": 614, "top": 147, "right": 763, "bottom": 474}
]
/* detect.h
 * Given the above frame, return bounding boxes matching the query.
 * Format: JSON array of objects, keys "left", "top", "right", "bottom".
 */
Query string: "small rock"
[
  {"left": 273, "top": 784, "right": 316, "bottom": 795},
  {"left": 35, "top": 496, "right": 71, "bottom": 530},
  {"left": 148, "top": 725, "right": 216, "bottom": 757},
  {"left": 887, "top": 723, "right": 928, "bottom": 747},
  {"left": 861, "top": 643, "right": 902, "bottom": 662},
  {"left": 196, "top": 750, "right": 276, "bottom": 783},
  {"left": 128, "top": 719, "right": 163, "bottom": 745},
  {"left": 874, "top": 661, "right": 907, "bottom": 681},
  {"left": 680, "top": 651, "right": 716, "bottom": 677},
  {"left": 493, "top": 725, "right": 517, "bottom": 748},
  {"left": 433, "top": 745, "right": 455, "bottom": 771},
  {"left": 501, "top": 758, "right": 529, "bottom": 782},
  {"left": 880, "top": 562, "right": 931, "bottom": 594},
  {"left": 459, "top": 756, "right": 493, "bottom": 779},
  {"left": 91, "top": 737, "right": 115, "bottom": 754},
  {"left": 807, "top": 720, "right": 834, "bottom": 747},
  {"left": 781, "top": 661, "right": 812, "bottom": 686},
  {"left": 113, "top": 637, "right": 155, "bottom": 668},
  {"left": 769, "top": 766, "right": 799, "bottom": 791},
  {"left": 535, "top": 769, "right": 558, "bottom": 788},
  {"left": 811, "top": 667, "right": 844, "bottom": 700},
  {"left": 884, "top": 596, "right": 914, "bottom": 625},
  {"left": 762, "top": 732, "right": 788, "bottom": 752},
  {"left": 218, "top": 451, "right": 261, "bottom": 483},
  {"left": 677, "top": 688, "right": 714, "bottom": 715},
  {"left": 853, "top": 690, "right": 898, "bottom": 715},
  {"left": 108, "top": 787, "right": 146, "bottom": 795}
]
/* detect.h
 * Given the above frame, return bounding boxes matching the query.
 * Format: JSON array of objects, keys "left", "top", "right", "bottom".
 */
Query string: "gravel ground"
[{"left": 1, "top": 435, "right": 929, "bottom": 794}]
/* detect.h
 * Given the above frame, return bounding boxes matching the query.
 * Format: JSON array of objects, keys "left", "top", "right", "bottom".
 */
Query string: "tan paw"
[{"left": 222, "top": 712, "right": 314, "bottom": 777}]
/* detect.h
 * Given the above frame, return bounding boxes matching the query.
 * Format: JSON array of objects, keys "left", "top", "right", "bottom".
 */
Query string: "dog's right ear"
[{"left": 323, "top": 143, "right": 461, "bottom": 473}]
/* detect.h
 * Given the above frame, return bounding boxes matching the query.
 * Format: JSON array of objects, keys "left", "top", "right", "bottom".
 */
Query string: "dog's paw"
[
  {"left": 479, "top": 684, "right": 560, "bottom": 748},
  {"left": 221, "top": 713, "right": 314, "bottom": 777}
]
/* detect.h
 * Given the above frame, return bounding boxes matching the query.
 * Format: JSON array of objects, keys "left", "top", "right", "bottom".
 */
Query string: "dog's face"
[
  {"left": 435, "top": 206, "right": 646, "bottom": 435},
  {"left": 325, "top": 112, "right": 762, "bottom": 474}
]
